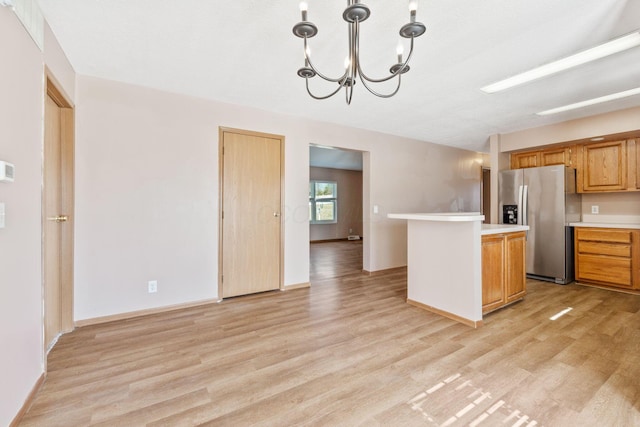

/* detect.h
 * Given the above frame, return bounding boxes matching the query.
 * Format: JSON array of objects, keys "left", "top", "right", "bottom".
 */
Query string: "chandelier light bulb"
[
  {"left": 397, "top": 44, "right": 404, "bottom": 62},
  {"left": 300, "top": 2, "right": 308, "bottom": 21},
  {"left": 409, "top": 2, "right": 418, "bottom": 23}
]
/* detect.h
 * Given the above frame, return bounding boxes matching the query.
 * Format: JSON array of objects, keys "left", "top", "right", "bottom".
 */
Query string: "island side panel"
[{"left": 406, "top": 220, "right": 482, "bottom": 325}]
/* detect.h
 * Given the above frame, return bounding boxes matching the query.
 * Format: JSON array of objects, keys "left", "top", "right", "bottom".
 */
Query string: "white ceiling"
[
  {"left": 310, "top": 145, "right": 363, "bottom": 171},
  {"left": 37, "top": 0, "right": 640, "bottom": 153}
]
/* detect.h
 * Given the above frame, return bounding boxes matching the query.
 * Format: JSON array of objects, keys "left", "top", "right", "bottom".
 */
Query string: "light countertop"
[
  {"left": 481, "top": 224, "right": 530, "bottom": 235},
  {"left": 570, "top": 222, "right": 640, "bottom": 230},
  {"left": 388, "top": 212, "right": 484, "bottom": 222}
]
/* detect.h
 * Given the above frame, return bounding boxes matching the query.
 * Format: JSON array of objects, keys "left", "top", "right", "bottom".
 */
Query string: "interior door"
[
  {"left": 220, "top": 128, "right": 283, "bottom": 298},
  {"left": 43, "top": 81, "right": 74, "bottom": 353},
  {"left": 44, "top": 94, "right": 63, "bottom": 350}
]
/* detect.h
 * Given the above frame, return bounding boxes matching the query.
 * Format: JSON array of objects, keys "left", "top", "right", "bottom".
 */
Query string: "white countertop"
[
  {"left": 481, "top": 224, "right": 530, "bottom": 235},
  {"left": 570, "top": 222, "right": 640, "bottom": 230},
  {"left": 388, "top": 212, "right": 484, "bottom": 222}
]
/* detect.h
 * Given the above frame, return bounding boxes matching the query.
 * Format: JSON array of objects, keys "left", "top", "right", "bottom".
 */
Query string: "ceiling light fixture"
[
  {"left": 536, "top": 87, "right": 640, "bottom": 116},
  {"left": 0, "top": 0, "right": 14, "bottom": 7},
  {"left": 292, "top": 1, "right": 426, "bottom": 105},
  {"left": 481, "top": 30, "right": 640, "bottom": 93}
]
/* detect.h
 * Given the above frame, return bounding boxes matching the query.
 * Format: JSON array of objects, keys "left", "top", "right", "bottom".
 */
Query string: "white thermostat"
[{"left": 0, "top": 161, "right": 15, "bottom": 182}]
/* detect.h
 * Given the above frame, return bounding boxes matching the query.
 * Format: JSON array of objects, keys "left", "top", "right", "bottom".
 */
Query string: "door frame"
[
  {"left": 217, "top": 127, "right": 285, "bottom": 300},
  {"left": 43, "top": 73, "right": 75, "bottom": 356}
]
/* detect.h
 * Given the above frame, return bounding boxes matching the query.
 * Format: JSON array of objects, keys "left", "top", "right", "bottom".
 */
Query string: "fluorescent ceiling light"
[
  {"left": 481, "top": 30, "right": 640, "bottom": 93},
  {"left": 537, "top": 87, "right": 640, "bottom": 116}
]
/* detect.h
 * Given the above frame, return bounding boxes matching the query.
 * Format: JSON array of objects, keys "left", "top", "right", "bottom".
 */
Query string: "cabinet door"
[
  {"left": 541, "top": 146, "right": 574, "bottom": 167},
  {"left": 633, "top": 139, "right": 640, "bottom": 190},
  {"left": 482, "top": 235, "right": 505, "bottom": 313},
  {"left": 582, "top": 140, "right": 627, "bottom": 191},
  {"left": 505, "top": 232, "right": 526, "bottom": 301},
  {"left": 511, "top": 152, "right": 540, "bottom": 169}
]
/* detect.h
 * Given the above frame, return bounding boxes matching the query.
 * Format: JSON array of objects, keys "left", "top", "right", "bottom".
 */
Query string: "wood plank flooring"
[
  {"left": 20, "top": 241, "right": 640, "bottom": 426},
  {"left": 310, "top": 240, "right": 363, "bottom": 282}
]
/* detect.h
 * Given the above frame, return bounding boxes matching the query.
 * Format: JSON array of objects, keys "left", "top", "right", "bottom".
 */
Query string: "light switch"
[
  {"left": 0, "top": 203, "right": 5, "bottom": 229},
  {"left": 373, "top": 205, "right": 379, "bottom": 214}
]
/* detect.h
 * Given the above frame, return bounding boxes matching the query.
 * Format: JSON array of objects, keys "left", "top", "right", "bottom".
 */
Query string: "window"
[{"left": 309, "top": 181, "right": 337, "bottom": 224}]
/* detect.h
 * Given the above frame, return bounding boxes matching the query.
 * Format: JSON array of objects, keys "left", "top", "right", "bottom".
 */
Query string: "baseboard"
[
  {"left": 74, "top": 298, "right": 218, "bottom": 327},
  {"left": 407, "top": 299, "right": 483, "bottom": 329},
  {"left": 10, "top": 373, "right": 45, "bottom": 427},
  {"left": 310, "top": 237, "right": 364, "bottom": 243},
  {"left": 363, "top": 266, "right": 407, "bottom": 276},
  {"left": 575, "top": 281, "right": 640, "bottom": 295},
  {"left": 284, "top": 282, "right": 311, "bottom": 290}
]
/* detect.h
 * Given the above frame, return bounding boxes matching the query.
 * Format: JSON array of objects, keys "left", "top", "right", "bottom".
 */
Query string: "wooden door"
[
  {"left": 220, "top": 128, "right": 283, "bottom": 298},
  {"left": 582, "top": 140, "right": 627, "bottom": 191},
  {"left": 511, "top": 151, "right": 540, "bottom": 169},
  {"left": 541, "top": 146, "right": 574, "bottom": 167},
  {"left": 481, "top": 234, "right": 505, "bottom": 313},
  {"left": 505, "top": 231, "right": 526, "bottom": 302},
  {"left": 43, "top": 80, "right": 74, "bottom": 352}
]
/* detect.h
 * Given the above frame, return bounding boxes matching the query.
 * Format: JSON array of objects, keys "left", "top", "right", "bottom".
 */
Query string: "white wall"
[
  {"left": 0, "top": 9, "right": 75, "bottom": 426},
  {"left": 75, "top": 75, "right": 483, "bottom": 321}
]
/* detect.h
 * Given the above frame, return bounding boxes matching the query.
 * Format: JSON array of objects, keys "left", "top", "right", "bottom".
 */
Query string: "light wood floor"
[
  {"left": 20, "top": 243, "right": 640, "bottom": 426},
  {"left": 310, "top": 240, "right": 363, "bottom": 282}
]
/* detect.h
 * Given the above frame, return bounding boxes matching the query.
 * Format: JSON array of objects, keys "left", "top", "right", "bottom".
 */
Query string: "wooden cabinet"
[
  {"left": 482, "top": 231, "right": 527, "bottom": 314},
  {"left": 511, "top": 145, "right": 575, "bottom": 169},
  {"left": 541, "top": 146, "right": 575, "bottom": 167},
  {"left": 511, "top": 152, "right": 540, "bottom": 169},
  {"left": 579, "top": 140, "right": 627, "bottom": 192},
  {"left": 510, "top": 139, "right": 638, "bottom": 193},
  {"left": 629, "top": 139, "right": 640, "bottom": 190},
  {"left": 575, "top": 227, "right": 640, "bottom": 291}
]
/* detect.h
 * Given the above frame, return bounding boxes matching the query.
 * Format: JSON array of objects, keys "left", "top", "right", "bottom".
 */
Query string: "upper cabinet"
[
  {"left": 579, "top": 140, "right": 627, "bottom": 192},
  {"left": 510, "top": 145, "right": 575, "bottom": 169},
  {"left": 510, "top": 139, "right": 638, "bottom": 193},
  {"left": 511, "top": 151, "right": 540, "bottom": 169},
  {"left": 636, "top": 140, "right": 640, "bottom": 190},
  {"left": 540, "top": 146, "right": 575, "bottom": 167}
]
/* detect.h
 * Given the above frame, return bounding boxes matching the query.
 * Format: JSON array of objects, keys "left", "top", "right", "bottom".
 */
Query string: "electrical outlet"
[
  {"left": 148, "top": 280, "right": 158, "bottom": 293},
  {"left": 591, "top": 205, "right": 599, "bottom": 214}
]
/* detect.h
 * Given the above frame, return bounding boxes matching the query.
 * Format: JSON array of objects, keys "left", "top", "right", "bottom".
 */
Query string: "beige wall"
[
  {"left": 499, "top": 107, "right": 640, "bottom": 152},
  {"left": 493, "top": 108, "right": 640, "bottom": 222},
  {"left": 74, "top": 75, "right": 483, "bottom": 321},
  {"left": 581, "top": 192, "right": 640, "bottom": 219},
  {"left": 309, "top": 167, "right": 363, "bottom": 241},
  {"left": 0, "top": 9, "right": 75, "bottom": 426}
]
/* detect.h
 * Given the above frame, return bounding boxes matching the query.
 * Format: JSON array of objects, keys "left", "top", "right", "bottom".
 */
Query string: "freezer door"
[
  {"left": 498, "top": 170, "right": 523, "bottom": 224},
  {"left": 524, "top": 166, "right": 566, "bottom": 279}
]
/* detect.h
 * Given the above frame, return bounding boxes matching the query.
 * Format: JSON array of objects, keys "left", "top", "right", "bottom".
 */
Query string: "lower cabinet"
[
  {"left": 575, "top": 227, "right": 640, "bottom": 291},
  {"left": 482, "top": 231, "right": 527, "bottom": 314}
]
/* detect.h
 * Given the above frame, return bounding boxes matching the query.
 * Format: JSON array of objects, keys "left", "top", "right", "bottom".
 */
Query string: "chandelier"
[{"left": 292, "top": 1, "right": 426, "bottom": 104}]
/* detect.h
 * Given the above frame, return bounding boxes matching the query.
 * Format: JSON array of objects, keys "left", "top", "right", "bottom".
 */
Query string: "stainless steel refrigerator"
[{"left": 499, "top": 165, "right": 581, "bottom": 284}]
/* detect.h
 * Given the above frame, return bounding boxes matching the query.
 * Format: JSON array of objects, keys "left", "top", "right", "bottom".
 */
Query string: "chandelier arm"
[
  {"left": 305, "top": 78, "right": 345, "bottom": 100},
  {"left": 359, "top": 72, "right": 403, "bottom": 98},
  {"left": 304, "top": 38, "right": 348, "bottom": 83},
  {"left": 358, "top": 37, "right": 416, "bottom": 84}
]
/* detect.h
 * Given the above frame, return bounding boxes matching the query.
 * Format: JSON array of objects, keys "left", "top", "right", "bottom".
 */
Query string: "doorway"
[
  {"left": 309, "top": 145, "right": 364, "bottom": 282},
  {"left": 43, "top": 77, "right": 74, "bottom": 354},
  {"left": 481, "top": 167, "right": 491, "bottom": 223},
  {"left": 218, "top": 128, "right": 284, "bottom": 298}
]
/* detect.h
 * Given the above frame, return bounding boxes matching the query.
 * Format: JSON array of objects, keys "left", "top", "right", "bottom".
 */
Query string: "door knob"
[
  {"left": 273, "top": 212, "right": 280, "bottom": 217},
  {"left": 47, "top": 215, "right": 69, "bottom": 223}
]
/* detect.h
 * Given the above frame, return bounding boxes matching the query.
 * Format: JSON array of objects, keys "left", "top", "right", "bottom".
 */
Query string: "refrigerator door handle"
[
  {"left": 523, "top": 185, "right": 529, "bottom": 226},
  {"left": 517, "top": 185, "right": 524, "bottom": 225}
]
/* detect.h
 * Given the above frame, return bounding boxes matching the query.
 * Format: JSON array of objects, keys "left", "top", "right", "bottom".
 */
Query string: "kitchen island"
[{"left": 388, "top": 212, "right": 528, "bottom": 328}]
